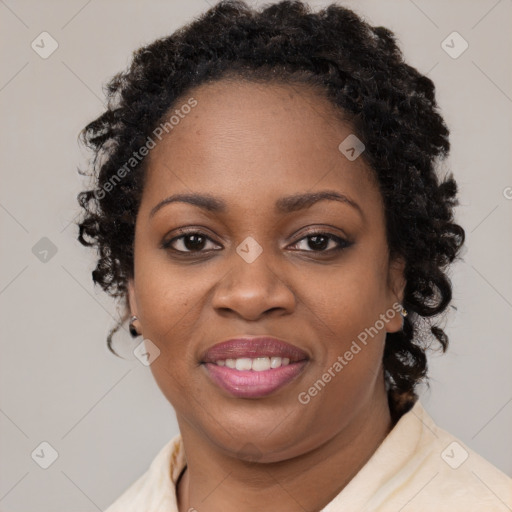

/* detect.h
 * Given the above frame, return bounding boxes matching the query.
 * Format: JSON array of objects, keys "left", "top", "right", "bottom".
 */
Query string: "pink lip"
[
  {"left": 201, "top": 336, "right": 309, "bottom": 363},
  {"left": 203, "top": 361, "right": 308, "bottom": 398},
  {"left": 200, "top": 336, "right": 310, "bottom": 398}
]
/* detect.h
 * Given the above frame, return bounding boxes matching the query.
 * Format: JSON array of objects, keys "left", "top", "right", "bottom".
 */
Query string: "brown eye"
[
  {"left": 162, "top": 232, "right": 221, "bottom": 253},
  {"left": 289, "top": 232, "right": 352, "bottom": 253}
]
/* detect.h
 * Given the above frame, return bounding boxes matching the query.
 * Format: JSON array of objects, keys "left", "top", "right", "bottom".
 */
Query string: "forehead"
[
  {"left": 142, "top": 79, "right": 380, "bottom": 214},
  {"left": 149, "top": 79, "right": 353, "bottom": 160}
]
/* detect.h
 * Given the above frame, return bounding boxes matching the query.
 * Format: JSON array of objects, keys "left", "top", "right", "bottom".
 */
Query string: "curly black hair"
[{"left": 76, "top": 0, "right": 465, "bottom": 421}]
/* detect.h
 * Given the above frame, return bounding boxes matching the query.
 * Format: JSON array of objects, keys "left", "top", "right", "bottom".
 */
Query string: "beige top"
[{"left": 104, "top": 401, "right": 512, "bottom": 511}]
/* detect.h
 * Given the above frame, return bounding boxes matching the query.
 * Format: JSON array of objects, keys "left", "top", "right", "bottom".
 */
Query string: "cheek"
[
  {"left": 298, "top": 253, "right": 389, "bottom": 388},
  {"left": 300, "top": 281, "right": 388, "bottom": 419},
  {"left": 134, "top": 252, "right": 206, "bottom": 356},
  {"left": 303, "top": 258, "right": 388, "bottom": 336},
  {"left": 134, "top": 259, "right": 204, "bottom": 408}
]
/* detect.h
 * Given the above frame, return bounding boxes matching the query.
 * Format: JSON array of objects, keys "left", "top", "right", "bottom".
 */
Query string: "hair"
[{"left": 76, "top": 0, "right": 465, "bottom": 421}]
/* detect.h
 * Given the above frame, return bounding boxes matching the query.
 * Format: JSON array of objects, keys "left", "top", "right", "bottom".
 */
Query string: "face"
[{"left": 128, "top": 79, "right": 406, "bottom": 462}]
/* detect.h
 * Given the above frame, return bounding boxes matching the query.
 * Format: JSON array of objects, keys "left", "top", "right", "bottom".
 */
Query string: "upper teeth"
[{"left": 216, "top": 357, "right": 291, "bottom": 371}]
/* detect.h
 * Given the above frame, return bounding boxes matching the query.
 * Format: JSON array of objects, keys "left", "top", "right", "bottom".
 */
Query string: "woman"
[{"left": 76, "top": 1, "right": 511, "bottom": 510}]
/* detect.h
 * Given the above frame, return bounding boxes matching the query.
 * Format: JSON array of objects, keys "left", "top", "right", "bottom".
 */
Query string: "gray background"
[{"left": 1, "top": 0, "right": 511, "bottom": 510}]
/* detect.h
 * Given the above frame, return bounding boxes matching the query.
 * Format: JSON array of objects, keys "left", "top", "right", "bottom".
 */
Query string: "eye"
[
  {"left": 161, "top": 229, "right": 352, "bottom": 255},
  {"left": 162, "top": 231, "right": 222, "bottom": 253},
  {"left": 288, "top": 231, "right": 352, "bottom": 253}
]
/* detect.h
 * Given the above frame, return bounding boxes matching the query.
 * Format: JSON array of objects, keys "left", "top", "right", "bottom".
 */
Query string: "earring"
[
  {"left": 400, "top": 305, "right": 408, "bottom": 330},
  {"left": 129, "top": 315, "right": 140, "bottom": 338}
]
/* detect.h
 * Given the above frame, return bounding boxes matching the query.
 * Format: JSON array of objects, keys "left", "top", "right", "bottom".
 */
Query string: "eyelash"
[{"left": 161, "top": 229, "right": 353, "bottom": 256}]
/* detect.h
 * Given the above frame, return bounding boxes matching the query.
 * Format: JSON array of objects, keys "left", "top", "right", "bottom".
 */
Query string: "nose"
[{"left": 211, "top": 247, "right": 296, "bottom": 321}]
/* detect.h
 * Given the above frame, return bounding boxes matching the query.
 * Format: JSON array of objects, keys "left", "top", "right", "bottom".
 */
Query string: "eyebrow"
[{"left": 149, "top": 190, "right": 363, "bottom": 219}]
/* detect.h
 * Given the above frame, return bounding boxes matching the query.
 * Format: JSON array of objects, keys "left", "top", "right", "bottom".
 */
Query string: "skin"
[{"left": 127, "top": 79, "right": 406, "bottom": 512}]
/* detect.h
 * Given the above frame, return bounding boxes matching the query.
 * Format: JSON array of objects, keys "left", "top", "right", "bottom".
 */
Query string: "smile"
[
  {"left": 200, "top": 335, "right": 310, "bottom": 398},
  {"left": 212, "top": 356, "right": 291, "bottom": 370},
  {"left": 202, "top": 360, "right": 308, "bottom": 398}
]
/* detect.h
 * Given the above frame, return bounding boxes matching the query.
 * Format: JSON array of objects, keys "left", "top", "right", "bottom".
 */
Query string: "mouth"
[{"left": 200, "top": 336, "right": 309, "bottom": 398}]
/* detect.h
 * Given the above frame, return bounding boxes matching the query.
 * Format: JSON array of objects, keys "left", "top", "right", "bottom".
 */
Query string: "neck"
[{"left": 176, "top": 385, "right": 392, "bottom": 512}]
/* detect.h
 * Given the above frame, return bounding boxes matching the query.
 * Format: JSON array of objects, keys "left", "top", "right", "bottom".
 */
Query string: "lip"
[
  {"left": 203, "top": 361, "right": 308, "bottom": 398},
  {"left": 200, "top": 336, "right": 310, "bottom": 399},
  {"left": 201, "top": 336, "right": 309, "bottom": 363}
]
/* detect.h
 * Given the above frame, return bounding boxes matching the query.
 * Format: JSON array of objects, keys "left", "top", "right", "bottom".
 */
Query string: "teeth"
[
  {"left": 235, "top": 358, "right": 252, "bottom": 371},
  {"left": 252, "top": 357, "right": 271, "bottom": 371},
  {"left": 270, "top": 357, "right": 282, "bottom": 369},
  {"left": 214, "top": 357, "right": 292, "bottom": 370}
]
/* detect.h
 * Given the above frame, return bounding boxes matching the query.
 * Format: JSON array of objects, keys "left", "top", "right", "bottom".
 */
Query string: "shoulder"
[
  {"left": 103, "top": 434, "right": 183, "bottom": 512},
  {"left": 323, "top": 400, "right": 512, "bottom": 512},
  {"left": 387, "top": 401, "right": 512, "bottom": 511}
]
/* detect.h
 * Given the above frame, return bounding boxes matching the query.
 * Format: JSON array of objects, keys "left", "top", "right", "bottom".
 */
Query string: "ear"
[
  {"left": 385, "top": 255, "right": 407, "bottom": 333},
  {"left": 127, "top": 278, "right": 138, "bottom": 317}
]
